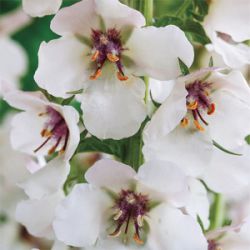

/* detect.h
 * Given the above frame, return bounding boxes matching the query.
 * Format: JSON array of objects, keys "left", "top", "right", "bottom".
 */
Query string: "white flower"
[
  {"left": 34, "top": 0, "right": 193, "bottom": 139},
  {"left": 143, "top": 69, "right": 250, "bottom": 177},
  {"left": 22, "top": 0, "right": 62, "bottom": 17},
  {"left": 206, "top": 217, "right": 250, "bottom": 250},
  {"left": 53, "top": 159, "right": 207, "bottom": 249},
  {"left": 203, "top": 0, "right": 250, "bottom": 68},
  {"left": 16, "top": 157, "right": 70, "bottom": 239},
  {"left": 4, "top": 90, "right": 80, "bottom": 160}
]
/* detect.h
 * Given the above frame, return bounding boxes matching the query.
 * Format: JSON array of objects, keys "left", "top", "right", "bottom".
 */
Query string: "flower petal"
[
  {"left": 35, "top": 36, "right": 89, "bottom": 98},
  {"left": 85, "top": 159, "right": 136, "bottom": 191},
  {"left": 81, "top": 75, "right": 146, "bottom": 139},
  {"left": 16, "top": 192, "right": 63, "bottom": 239},
  {"left": 19, "top": 157, "right": 70, "bottom": 199},
  {"left": 137, "top": 160, "right": 189, "bottom": 207},
  {"left": 53, "top": 184, "right": 110, "bottom": 247},
  {"left": 23, "top": 0, "right": 62, "bottom": 17},
  {"left": 143, "top": 126, "right": 213, "bottom": 177},
  {"left": 148, "top": 204, "right": 208, "bottom": 250},
  {"left": 126, "top": 25, "right": 194, "bottom": 80}
]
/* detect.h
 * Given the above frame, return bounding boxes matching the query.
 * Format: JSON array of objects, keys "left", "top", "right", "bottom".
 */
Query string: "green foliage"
[
  {"left": 178, "top": 58, "right": 190, "bottom": 76},
  {"left": 245, "top": 135, "right": 250, "bottom": 144}
]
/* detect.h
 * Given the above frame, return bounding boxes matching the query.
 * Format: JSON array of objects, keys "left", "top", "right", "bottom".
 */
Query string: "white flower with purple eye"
[
  {"left": 34, "top": 0, "right": 194, "bottom": 139},
  {"left": 22, "top": 0, "right": 62, "bottom": 17},
  {"left": 203, "top": 0, "right": 250, "bottom": 68},
  {"left": 53, "top": 159, "right": 207, "bottom": 250},
  {"left": 143, "top": 69, "right": 250, "bottom": 177},
  {"left": 4, "top": 90, "right": 80, "bottom": 160}
]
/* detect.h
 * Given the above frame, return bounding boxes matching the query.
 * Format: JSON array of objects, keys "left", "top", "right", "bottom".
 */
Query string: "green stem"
[
  {"left": 175, "top": 0, "right": 191, "bottom": 17},
  {"left": 209, "top": 194, "right": 225, "bottom": 230},
  {"left": 144, "top": 0, "right": 154, "bottom": 25}
]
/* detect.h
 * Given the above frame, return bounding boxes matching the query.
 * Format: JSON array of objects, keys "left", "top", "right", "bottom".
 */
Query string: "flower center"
[
  {"left": 110, "top": 189, "right": 150, "bottom": 245},
  {"left": 180, "top": 80, "right": 215, "bottom": 131},
  {"left": 34, "top": 107, "right": 69, "bottom": 155},
  {"left": 208, "top": 240, "right": 222, "bottom": 250},
  {"left": 89, "top": 28, "right": 128, "bottom": 81}
]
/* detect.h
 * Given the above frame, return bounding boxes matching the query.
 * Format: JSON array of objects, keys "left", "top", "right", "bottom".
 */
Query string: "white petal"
[
  {"left": 10, "top": 112, "right": 49, "bottom": 156},
  {"left": 85, "top": 159, "right": 136, "bottom": 191},
  {"left": 204, "top": 0, "right": 250, "bottom": 42},
  {"left": 202, "top": 147, "right": 250, "bottom": 195},
  {"left": 51, "top": 0, "right": 99, "bottom": 36},
  {"left": 53, "top": 184, "right": 110, "bottom": 247},
  {"left": 148, "top": 204, "right": 207, "bottom": 250},
  {"left": 126, "top": 25, "right": 194, "bottom": 80},
  {"left": 19, "top": 157, "right": 70, "bottom": 199},
  {"left": 207, "top": 32, "right": 250, "bottom": 69},
  {"left": 185, "top": 178, "right": 210, "bottom": 230},
  {"left": 143, "top": 126, "right": 213, "bottom": 177},
  {"left": 4, "top": 90, "right": 48, "bottom": 112},
  {"left": 35, "top": 36, "right": 89, "bottom": 98},
  {"left": 0, "top": 37, "right": 27, "bottom": 85},
  {"left": 95, "top": 0, "right": 145, "bottom": 29},
  {"left": 207, "top": 90, "right": 250, "bottom": 149},
  {"left": 144, "top": 79, "right": 187, "bottom": 139},
  {"left": 59, "top": 105, "right": 80, "bottom": 161},
  {"left": 81, "top": 75, "right": 146, "bottom": 139},
  {"left": 137, "top": 160, "right": 189, "bottom": 207},
  {"left": 23, "top": 0, "right": 62, "bottom": 17},
  {"left": 51, "top": 240, "right": 69, "bottom": 250},
  {"left": 16, "top": 192, "right": 63, "bottom": 239},
  {"left": 149, "top": 79, "right": 175, "bottom": 104}
]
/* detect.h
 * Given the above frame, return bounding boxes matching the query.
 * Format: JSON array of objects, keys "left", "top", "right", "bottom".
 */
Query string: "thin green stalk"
[
  {"left": 209, "top": 194, "right": 225, "bottom": 230},
  {"left": 175, "top": 0, "right": 191, "bottom": 17},
  {"left": 144, "top": 0, "right": 154, "bottom": 25}
]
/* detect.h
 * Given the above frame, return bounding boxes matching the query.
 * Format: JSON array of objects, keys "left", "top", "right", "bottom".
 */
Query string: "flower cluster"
[{"left": 1, "top": 0, "right": 250, "bottom": 250}]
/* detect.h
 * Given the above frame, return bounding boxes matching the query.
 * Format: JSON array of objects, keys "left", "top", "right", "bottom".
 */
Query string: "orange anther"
[
  {"left": 90, "top": 68, "right": 102, "bottom": 80},
  {"left": 180, "top": 117, "right": 189, "bottom": 127},
  {"left": 187, "top": 101, "right": 198, "bottom": 110},
  {"left": 117, "top": 71, "right": 128, "bottom": 81},
  {"left": 207, "top": 103, "right": 215, "bottom": 115},
  {"left": 41, "top": 129, "right": 52, "bottom": 137},
  {"left": 194, "top": 120, "right": 205, "bottom": 131},
  {"left": 133, "top": 233, "right": 144, "bottom": 245},
  {"left": 91, "top": 50, "right": 99, "bottom": 62},
  {"left": 48, "top": 146, "right": 57, "bottom": 155},
  {"left": 107, "top": 53, "right": 119, "bottom": 62}
]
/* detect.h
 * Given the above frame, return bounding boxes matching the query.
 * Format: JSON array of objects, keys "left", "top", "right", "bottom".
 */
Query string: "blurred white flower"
[
  {"left": 143, "top": 69, "right": 250, "bottom": 177},
  {"left": 203, "top": 0, "right": 250, "bottom": 68},
  {"left": 34, "top": 0, "right": 194, "bottom": 139},
  {"left": 53, "top": 159, "right": 207, "bottom": 249},
  {"left": 4, "top": 90, "right": 80, "bottom": 160},
  {"left": 22, "top": 0, "right": 62, "bottom": 17}
]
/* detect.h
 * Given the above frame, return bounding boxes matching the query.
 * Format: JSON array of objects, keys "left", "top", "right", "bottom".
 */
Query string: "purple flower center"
[
  {"left": 181, "top": 80, "right": 215, "bottom": 131},
  {"left": 89, "top": 28, "right": 128, "bottom": 81},
  {"left": 110, "top": 189, "right": 150, "bottom": 245},
  {"left": 34, "top": 106, "right": 69, "bottom": 155}
]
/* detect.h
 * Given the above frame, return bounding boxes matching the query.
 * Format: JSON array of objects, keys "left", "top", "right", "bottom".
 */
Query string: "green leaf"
[
  {"left": 66, "top": 89, "right": 83, "bottom": 95},
  {"left": 178, "top": 58, "right": 190, "bottom": 76},
  {"left": 245, "top": 135, "right": 250, "bottom": 144},
  {"left": 61, "top": 95, "right": 75, "bottom": 105},
  {"left": 212, "top": 140, "right": 242, "bottom": 156}
]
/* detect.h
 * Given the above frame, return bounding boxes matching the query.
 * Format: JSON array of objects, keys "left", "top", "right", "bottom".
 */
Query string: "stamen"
[
  {"left": 137, "top": 215, "right": 144, "bottom": 227},
  {"left": 194, "top": 120, "right": 205, "bottom": 131},
  {"left": 117, "top": 71, "right": 128, "bottom": 81},
  {"left": 59, "top": 130, "right": 69, "bottom": 155},
  {"left": 91, "top": 50, "right": 99, "bottom": 62},
  {"left": 48, "top": 137, "right": 62, "bottom": 155},
  {"left": 34, "top": 136, "right": 52, "bottom": 153},
  {"left": 133, "top": 233, "right": 144, "bottom": 245},
  {"left": 107, "top": 53, "right": 119, "bottom": 63},
  {"left": 38, "top": 111, "right": 48, "bottom": 117},
  {"left": 196, "top": 109, "right": 209, "bottom": 126},
  {"left": 114, "top": 210, "right": 123, "bottom": 221},
  {"left": 90, "top": 68, "right": 102, "bottom": 80},
  {"left": 41, "top": 129, "right": 52, "bottom": 138},
  {"left": 180, "top": 117, "right": 189, "bottom": 127},
  {"left": 187, "top": 101, "right": 198, "bottom": 110},
  {"left": 207, "top": 103, "right": 215, "bottom": 115},
  {"left": 109, "top": 227, "right": 122, "bottom": 237}
]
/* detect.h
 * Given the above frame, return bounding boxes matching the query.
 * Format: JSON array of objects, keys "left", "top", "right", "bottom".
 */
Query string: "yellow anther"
[
  {"left": 207, "top": 103, "right": 215, "bottom": 115},
  {"left": 133, "top": 233, "right": 144, "bottom": 245},
  {"left": 107, "top": 53, "right": 119, "bottom": 62},
  {"left": 41, "top": 129, "right": 52, "bottom": 137},
  {"left": 38, "top": 112, "right": 47, "bottom": 117},
  {"left": 117, "top": 71, "right": 128, "bottom": 81},
  {"left": 48, "top": 145, "right": 57, "bottom": 155},
  {"left": 194, "top": 120, "right": 205, "bottom": 131},
  {"left": 187, "top": 100, "right": 198, "bottom": 110},
  {"left": 90, "top": 68, "right": 102, "bottom": 80},
  {"left": 59, "top": 149, "right": 65, "bottom": 155},
  {"left": 91, "top": 50, "right": 99, "bottom": 62},
  {"left": 180, "top": 117, "right": 189, "bottom": 127}
]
